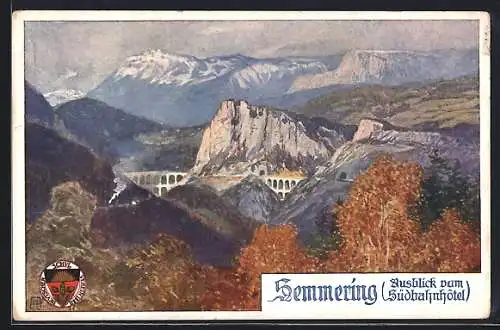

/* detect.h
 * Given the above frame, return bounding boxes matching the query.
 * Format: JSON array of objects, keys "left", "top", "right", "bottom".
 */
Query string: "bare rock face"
[
  {"left": 192, "top": 100, "right": 354, "bottom": 176},
  {"left": 352, "top": 119, "right": 386, "bottom": 142},
  {"left": 222, "top": 175, "right": 281, "bottom": 224}
]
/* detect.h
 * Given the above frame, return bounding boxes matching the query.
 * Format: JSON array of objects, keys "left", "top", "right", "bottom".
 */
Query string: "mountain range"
[
  {"left": 295, "top": 74, "right": 480, "bottom": 130},
  {"left": 82, "top": 48, "right": 478, "bottom": 127}
]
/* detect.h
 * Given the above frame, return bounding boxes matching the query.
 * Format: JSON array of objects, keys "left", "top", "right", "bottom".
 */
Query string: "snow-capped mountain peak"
[
  {"left": 115, "top": 49, "right": 199, "bottom": 85},
  {"left": 88, "top": 49, "right": 333, "bottom": 125},
  {"left": 113, "top": 49, "right": 246, "bottom": 86}
]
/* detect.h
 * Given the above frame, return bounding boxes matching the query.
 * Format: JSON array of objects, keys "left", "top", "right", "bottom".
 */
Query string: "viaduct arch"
[
  {"left": 262, "top": 175, "right": 304, "bottom": 201},
  {"left": 125, "top": 171, "right": 188, "bottom": 197}
]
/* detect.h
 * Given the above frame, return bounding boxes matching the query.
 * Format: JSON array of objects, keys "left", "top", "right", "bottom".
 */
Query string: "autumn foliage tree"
[
  {"left": 324, "top": 155, "right": 424, "bottom": 272},
  {"left": 199, "top": 266, "right": 253, "bottom": 311},
  {"left": 201, "top": 224, "right": 320, "bottom": 310},
  {"left": 324, "top": 154, "right": 480, "bottom": 273},
  {"left": 201, "top": 154, "right": 480, "bottom": 311},
  {"left": 414, "top": 209, "right": 481, "bottom": 272}
]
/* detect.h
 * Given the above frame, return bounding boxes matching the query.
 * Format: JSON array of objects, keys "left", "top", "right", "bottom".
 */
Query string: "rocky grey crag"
[
  {"left": 222, "top": 175, "right": 281, "bottom": 224},
  {"left": 192, "top": 100, "right": 355, "bottom": 176}
]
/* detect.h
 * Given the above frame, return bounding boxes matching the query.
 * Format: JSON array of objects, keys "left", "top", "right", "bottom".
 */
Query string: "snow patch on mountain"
[
  {"left": 113, "top": 49, "right": 249, "bottom": 86},
  {"left": 229, "top": 60, "right": 327, "bottom": 90},
  {"left": 44, "top": 89, "right": 85, "bottom": 107}
]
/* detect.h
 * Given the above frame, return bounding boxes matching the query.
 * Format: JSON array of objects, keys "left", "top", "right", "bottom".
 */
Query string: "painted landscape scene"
[{"left": 23, "top": 19, "right": 482, "bottom": 311}]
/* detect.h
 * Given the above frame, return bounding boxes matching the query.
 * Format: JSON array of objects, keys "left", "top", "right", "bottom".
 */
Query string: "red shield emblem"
[{"left": 46, "top": 278, "right": 80, "bottom": 307}]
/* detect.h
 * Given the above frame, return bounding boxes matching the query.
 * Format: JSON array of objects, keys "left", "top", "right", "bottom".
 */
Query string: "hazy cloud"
[{"left": 24, "top": 20, "right": 479, "bottom": 93}]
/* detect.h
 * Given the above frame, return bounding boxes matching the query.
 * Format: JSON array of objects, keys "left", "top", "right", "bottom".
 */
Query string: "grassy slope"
[{"left": 294, "top": 75, "right": 479, "bottom": 129}]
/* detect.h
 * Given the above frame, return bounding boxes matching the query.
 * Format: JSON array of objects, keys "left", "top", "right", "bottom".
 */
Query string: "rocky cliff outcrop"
[
  {"left": 192, "top": 100, "right": 355, "bottom": 176},
  {"left": 352, "top": 118, "right": 387, "bottom": 141}
]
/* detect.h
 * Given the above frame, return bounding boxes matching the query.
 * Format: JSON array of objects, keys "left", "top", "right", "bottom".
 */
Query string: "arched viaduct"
[{"left": 124, "top": 171, "right": 306, "bottom": 201}]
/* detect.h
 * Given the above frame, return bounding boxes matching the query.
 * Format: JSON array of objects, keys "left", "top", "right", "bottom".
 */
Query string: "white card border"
[{"left": 11, "top": 10, "right": 491, "bottom": 321}]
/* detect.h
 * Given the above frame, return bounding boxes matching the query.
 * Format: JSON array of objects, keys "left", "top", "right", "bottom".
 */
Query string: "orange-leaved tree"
[
  {"left": 199, "top": 266, "right": 253, "bottom": 311},
  {"left": 414, "top": 209, "right": 481, "bottom": 272},
  {"left": 201, "top": 154, "right": 481, "bottom": 312},
  {"left": 238, "top": 225, "right": 322, "bottom": 306},
  {"left": 201, "top": 224, "right": 320, "bottom": 310},
  {"left": 326, "top": 154, "right": 424, "bottom": 272},
  {"left": 325, "top": 154, "right": 480, "bottom": 273}
]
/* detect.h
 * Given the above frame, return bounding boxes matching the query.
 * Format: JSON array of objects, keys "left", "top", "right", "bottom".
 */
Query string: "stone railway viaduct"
[{"left": 124, "top": 171, "right": 306, "bottom": 201}]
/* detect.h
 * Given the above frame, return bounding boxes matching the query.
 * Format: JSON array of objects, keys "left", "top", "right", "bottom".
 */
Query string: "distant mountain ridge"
[
  {"left": 87, "top": 48, "right": 478, "bottom": 127},
  {"left": 26, "top": 82, "right": 203, "bottom": 172},
  {"left": 25, "top": 81, "right": 55, "bottom": 128},
  {"left": 288, "top": 49, "right": 478, "bottom": 92}
]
